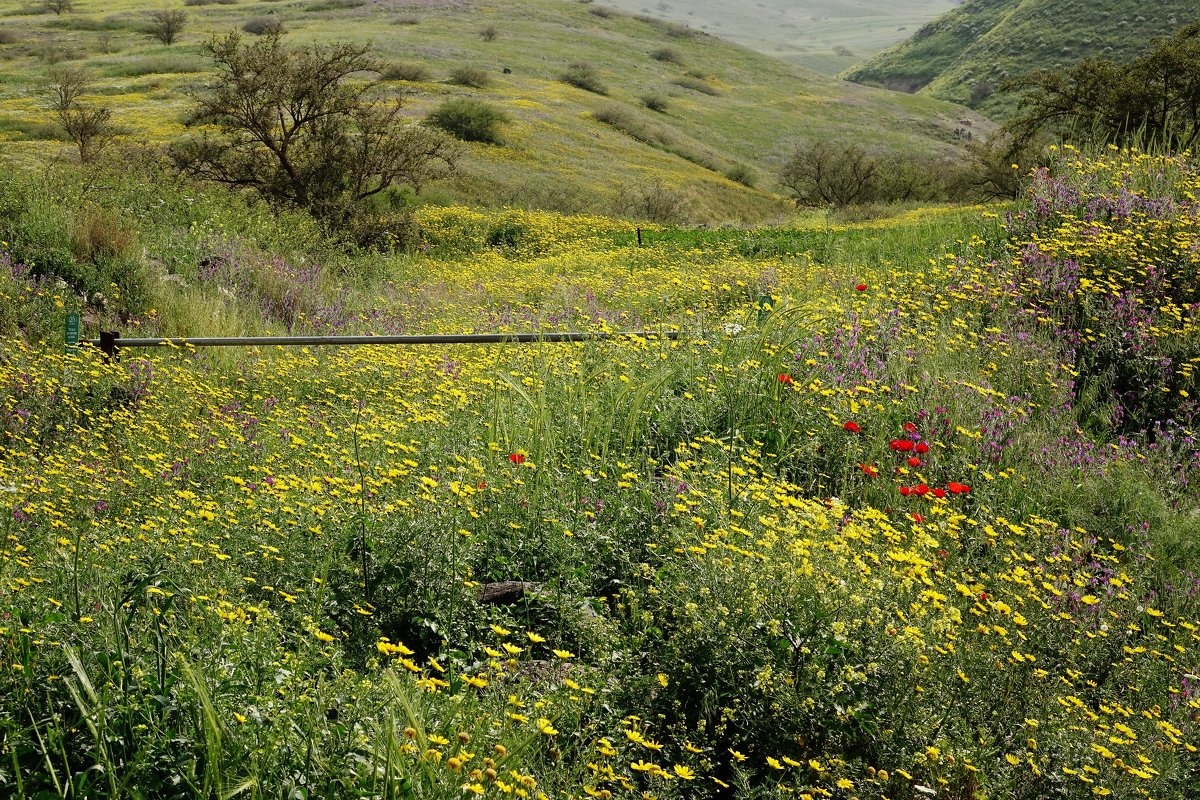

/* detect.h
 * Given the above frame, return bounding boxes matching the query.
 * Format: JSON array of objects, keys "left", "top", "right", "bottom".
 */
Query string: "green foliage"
[
  {"left": 448, "top": 64, "right": 490, "bottom": 88},
  {"left": 1006, "top": 21, "right": 1200, "bottom": 150},
  {"left": 425, "top": 97, "right": 508, "bottom": 144},
  {"left": 170, "top": 32, "right": 460, "bottom": 226},
  {"left": 847, "top": 0, "right": 1200, "bottom": 119},
  {"left": 649, "top": 46, "right": 683, "bottom": 65},
  {"left": 640, "top": 92, "right": 668, "bottom": 112},
  {"left": 723, "top": 162, "right": 755, "bottom": 187},
  {"left": 241, "top": 15, "right": 284, "bottom": 35},
  {"left": 559, "top": 61, "right": 607, "bottom": 94},
  {"left": 146, "top": 8, "right": 187, "bottom": 46},
  {"left": 671, "top": 75, "right": 718, "bottom": 95},
  {"left": 383, "top": 61, "right": 432, "bottom": 82}
]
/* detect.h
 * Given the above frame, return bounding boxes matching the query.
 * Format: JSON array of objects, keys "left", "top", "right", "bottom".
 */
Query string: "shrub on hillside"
[
  {"left": 724, "top": 163, "right": 756, "bottom": 188},
  {"left": 383, "top": 62, "right": 431, "bottom": 82},
  {"left": 146, "top": 9, "right": 186, "bottom": 46},
  {"left": 560, "top": 62, "right": 606, "bottom": 95},
  {"left": 649, "top": 46, "right": 683, "bottom": 64},
  {"left": 242, "top": 16, "right": 285, "bottom": 36},
  {"left": 641, "top": 93, "right": 668, "bottom": 112},
  {"left": 425, "top": 97, "right": 508, "bottom": 144},
  {"left": 448, "top": 65, "right": 490, "bottom": 88},
  {"left": 672, "top": 75, "right": 718, "bottom": 95}
]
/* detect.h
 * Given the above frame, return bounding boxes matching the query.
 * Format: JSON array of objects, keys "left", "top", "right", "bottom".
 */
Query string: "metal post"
[
  {"left": 99, "top": 331, "right": 119, "bottom": 360},
  {"left": 636, "top": 227, "right": 643, "bottom": 247}
]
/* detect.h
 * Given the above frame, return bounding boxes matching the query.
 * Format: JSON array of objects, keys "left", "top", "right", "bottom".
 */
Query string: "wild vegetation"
[
  {"left": 0, "top": 0, "right": 985, "bottom": 223},
  {"left": 845, "top": 0, "right": 1199, "bottom": 119},
  {"left": 4, "top": 2, "right": 1200, "bottom": 799},
  {"left": 4, "top": 140, "right": 1200, "bottom": 798}
]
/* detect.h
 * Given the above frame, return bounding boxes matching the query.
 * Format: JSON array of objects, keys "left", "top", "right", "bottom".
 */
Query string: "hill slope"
[
  {"left": 586, "top": 0, "right": 960, "bottom": 75},
  {"left": 844, "top": 0, "right": 1199, "bottom": 118},
  {"left": 0, "top": 0, "right": 987, "bottom": 223}
]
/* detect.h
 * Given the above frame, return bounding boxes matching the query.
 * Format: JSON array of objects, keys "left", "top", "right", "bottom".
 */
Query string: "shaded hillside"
[
  {"left": 0, "top": 0, "right": 988, "bottom": 223},
  {"left": 844, "top": 0, "right": 1199, "bottom": 118}
]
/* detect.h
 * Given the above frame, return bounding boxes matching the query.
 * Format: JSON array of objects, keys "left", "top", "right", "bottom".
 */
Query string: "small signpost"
[
  {"left": 757, "top": 295, "right": 774, "bottom": 324},
  {"left": 65, "top": 313, "right": 80, "bottom": 350}
]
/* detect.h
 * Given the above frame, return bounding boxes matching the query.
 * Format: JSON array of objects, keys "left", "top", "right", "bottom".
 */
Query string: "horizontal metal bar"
[{"left": 80, "top": 331, "right": 683, "bottom": 349}]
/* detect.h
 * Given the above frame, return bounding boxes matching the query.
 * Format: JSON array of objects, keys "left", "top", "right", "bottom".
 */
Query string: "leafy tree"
[
  {"left": 44, "top": 0, "right": 74, "bottom": 14},
  {"left": 147, "top": 9, "right": 187, "bottom": 46},
  {"left": 171, "top": 33, "right": 459, "bottom": 227},
  {"left": 1006, "top": 21, "right": 1200, "bottom": 149},
  {"left": 43, "top": 66, "right": 114, "bottom": 164}
]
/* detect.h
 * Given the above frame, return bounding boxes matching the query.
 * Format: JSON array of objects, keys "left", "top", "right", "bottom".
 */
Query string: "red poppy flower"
[
  {"left": 859, "top": 463, "right": 878, "bottom": 477},
  {"left": 911, "top": 513, "right": 925, "bottom": 523},
  {"left": 899, "top": 486, "right": 911, "bottom": 496},
  {"left": 947, "top": 481, "right": 971, "bottom": 494},
  {"left": 778, "top": 373, "right": 793, "bottom": 385},
  {"left": 915, "top": 442, "right": 930, "bottom": 454},
  {"left": 915, "top": 484, "right": 930, "bottom": 495},
  {"left": 854, "top": 283, "right": 868, "bottom": 292},
  {"left": 843, "top": 421, "right": 862, "bottom": 433},
  {"left": 980, "top": 592, "right": 990, "bottom": 601},
  {"left": 889, "top": 439, "right": 915, "bottom": 452},
  {"left": 903, "top": 422, "right": 917, "bottom": 433},
  {"left": 906, "top": 456, "right": 922, "bottom": 467},
  {"left": 932, "top": 487, "right": 947, "bottom": 499},
  {"left": 477, "top": 481, "right": 487, "bottom": 490},
  {"left": 509, "top": 453, "right": 526, "bottom": 465}
]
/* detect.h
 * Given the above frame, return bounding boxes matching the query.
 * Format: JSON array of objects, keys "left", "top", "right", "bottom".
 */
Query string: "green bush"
[
  {"left": 640, "top": 93, "right": 668, "bottom": 112},
  {"left": 242, "top": 16, "right": 284, "bottom": 35},
  {"left": 448, "top": 64, "right": 490, "bottom": 88},
  {"left": 559, "top": 62, "right": 606, "bottom": 94},
  {"left": 425, "top": 97, "right": 508, "bottom": 144},
  {"left": 382, "top": 61, "right": 431, "bottom": 82},
  {"left": 672, "top": 75, "right": 718, "bottom": 95},
  {"left": 649, "top": 46, "right": 683, "bottom": 64},
  {"left": 724, "top": 163, "right": 756, "bottom": 187}
]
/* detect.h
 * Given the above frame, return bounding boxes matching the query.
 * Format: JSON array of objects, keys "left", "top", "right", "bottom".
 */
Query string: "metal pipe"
[{"left": 81, "top": 331, "right": 683, "bottom": 349}]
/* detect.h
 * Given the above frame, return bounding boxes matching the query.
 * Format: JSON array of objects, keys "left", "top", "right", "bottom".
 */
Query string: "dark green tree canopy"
[
  {"left": 1006, "top": 21, "right": 1200, "bottom": 149},
  {"left": 172, "top": 33, "right": 459, "bottom": 226}
]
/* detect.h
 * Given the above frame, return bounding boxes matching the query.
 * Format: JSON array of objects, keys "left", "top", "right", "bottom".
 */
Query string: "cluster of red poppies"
[{"left": 843, "top": 419, "right": 972, "bottom": 510}]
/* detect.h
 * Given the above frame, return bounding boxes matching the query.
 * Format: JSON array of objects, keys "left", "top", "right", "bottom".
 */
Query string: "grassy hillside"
[
  {"left": 0, "top": 0, "right": 988, "bottom": 223},
  {"left": 844, "top": 0, "right": 1199, "bottom": 118},
  {"left": 586, "top": 0, "right": 960, "bottom": 74}
]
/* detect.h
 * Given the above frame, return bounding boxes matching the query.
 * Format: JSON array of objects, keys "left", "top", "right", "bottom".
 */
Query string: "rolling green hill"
[
  {"left": 0, "top": 0, "right": 988, "bottom": 223},
  {"left": 585, "top": 0, "right": 961, "bottom": 75},
  {"left": 844, "top": 0, "right": 1199, "bottom": 118}
]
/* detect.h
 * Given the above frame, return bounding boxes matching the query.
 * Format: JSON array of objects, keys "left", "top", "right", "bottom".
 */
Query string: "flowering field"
[{"left": 3, "top": 148, "right": 1200, "bottom": 799}]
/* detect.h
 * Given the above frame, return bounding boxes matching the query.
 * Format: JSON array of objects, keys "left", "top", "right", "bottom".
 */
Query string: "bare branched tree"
[
  {"left": 43, "top": 66, "right": 115, "bottom": 163},
  {"left": 778, "top": 141, "right": 879, "bottom": 207}
]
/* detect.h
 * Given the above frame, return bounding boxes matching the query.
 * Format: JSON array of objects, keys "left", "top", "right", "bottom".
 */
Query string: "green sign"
[
  {"left": 757, "top": 295, "right": 774, "bottom": 323},
  {"left": 65, "top": 313, "right": 80, "bottom": 349}
]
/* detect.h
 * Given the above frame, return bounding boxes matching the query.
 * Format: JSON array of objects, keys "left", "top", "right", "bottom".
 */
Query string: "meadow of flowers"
[{"left": 2, "top": 147, "right": 1200, "bottom": 799}]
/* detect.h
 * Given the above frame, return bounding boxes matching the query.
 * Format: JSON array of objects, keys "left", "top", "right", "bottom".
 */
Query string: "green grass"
[
  {"left": 845, "top": 0, "right": 1200, "bottom": 118},
  {"left": 0, "top": 0, "right": 989, "bottom": 224},
  {"left": 4, "top": 148, "right": 1200, "bottom": 798}
]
